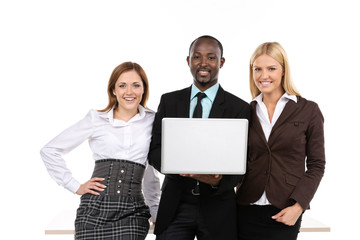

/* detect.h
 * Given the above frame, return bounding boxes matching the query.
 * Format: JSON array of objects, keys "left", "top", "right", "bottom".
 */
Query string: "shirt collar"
[
  {"left": 253, "top": 92, "right": 298, "bottom": 104},
  {"left": 105, "top": 105, "right": 152, "bottom": 126},
  {"left": 190, "top": 83, "right": 219, "bottom": 103}
]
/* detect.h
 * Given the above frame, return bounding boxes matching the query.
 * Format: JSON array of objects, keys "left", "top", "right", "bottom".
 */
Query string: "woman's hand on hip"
[
  {"left": 272, "top": 202, "right": 303, "bottom": 226},
  {"left": 76, "top": 177, "right": 106, "bottom": 195}
]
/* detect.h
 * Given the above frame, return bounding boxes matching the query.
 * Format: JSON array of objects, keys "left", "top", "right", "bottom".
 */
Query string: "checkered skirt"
[{"left": 74, "top": 159, "right": 151, "bottom": 240}]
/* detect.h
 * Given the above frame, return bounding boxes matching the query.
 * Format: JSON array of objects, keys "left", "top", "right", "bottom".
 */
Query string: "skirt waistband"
[{"left": 91, "top": 159, "right": 145, "bottom": 197}]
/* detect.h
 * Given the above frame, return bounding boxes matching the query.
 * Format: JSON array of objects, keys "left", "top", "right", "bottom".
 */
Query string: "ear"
[
  {"left": 220, "top": 57, "right": 225, "bottom": 68},
  {"left": 186, "top": 56, "right": 190, "bottom": 66}
]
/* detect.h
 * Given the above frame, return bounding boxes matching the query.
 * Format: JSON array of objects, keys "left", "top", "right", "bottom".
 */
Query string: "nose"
[
  {"left": 200, "top": 56, "right": 208, "bottom": 66},
  {"left": 125, "top": 86, "right": 133, "bottom": 94},
  {"left": 261, "top": 70, "right": 269, "bottom": 79}
]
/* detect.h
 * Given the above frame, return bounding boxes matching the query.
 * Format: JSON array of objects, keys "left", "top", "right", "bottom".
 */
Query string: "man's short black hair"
[{"left": 188, "top": 35, "right": 224, "bottom": 58}]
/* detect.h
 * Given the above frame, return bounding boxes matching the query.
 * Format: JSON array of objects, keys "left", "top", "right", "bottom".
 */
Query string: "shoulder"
[
  {"left": 220, "top": 87, "right": 250, "bottom": 107},
  {"left": 226, "top": 91, "right": 249, "bottom": 105},
  {"left": 145, "top": 108, "right": 155, "bottom": 114},
  {"left": 296, "top": 96, "right": 324, "bottom": 121},
  {"left": 161, "top": 86, "right": 191, "bottom": 100},
  {"left": 297, "top": 96, "right": 321, "bottom": 110},
  {"left": 88, "top": 109, "right": 113, "bottom": 124},
  {"left": 90, "top": 109, "right": 107, "bottom": 119},
  {"left": 142, "top": 106, "right": 156, "bottom": 117}
]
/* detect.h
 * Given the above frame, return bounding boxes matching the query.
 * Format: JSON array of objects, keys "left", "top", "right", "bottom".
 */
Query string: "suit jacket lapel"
[
  {"left": 209, "top": 85, "right": 225, "bottom": 118},
  {"left": 250, "top": 101, "right": 268, "bottom": 146},
  {"left": 177, "top": 86, "right": 191, "bottom": 117},
  {"left": 268, "top": 98, "right": 299, "bottom": 144}
]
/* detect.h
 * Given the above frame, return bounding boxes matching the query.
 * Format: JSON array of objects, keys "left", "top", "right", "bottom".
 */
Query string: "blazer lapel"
[
  {"left": 209, "top": 85, "right": 225, "bottom": 118},
  {"left": 250, "top": 101, "right": 268, "bottom": 146},
  {"left": 177, "top": 86, "right": 191, "bottom": 118},
  {"left": 268, "top": 98, "right": 299, "bottom": 144}
]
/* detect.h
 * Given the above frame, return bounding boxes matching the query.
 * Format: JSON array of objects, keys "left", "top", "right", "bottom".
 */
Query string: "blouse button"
[
  {"left": 117, "top": 190, "right": 120, "bottom": 194},
  {"left": 119, "top": 180, "right": 122, "bottom": 183},
  {"left": 121, "top": 170, "right": 125, "bottom": 173}
]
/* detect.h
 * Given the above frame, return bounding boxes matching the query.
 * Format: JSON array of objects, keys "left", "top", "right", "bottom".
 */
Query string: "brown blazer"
[{"left": 236, "top": 96, "right": 325, "bottom": 210}]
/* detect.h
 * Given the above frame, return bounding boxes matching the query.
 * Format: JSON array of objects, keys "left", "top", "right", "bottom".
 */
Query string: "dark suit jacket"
[
  {"left": 148, "top": 85, "right": 250, "bottom": 239},
  {"left": 236, "top": 96, "right": 325, "bottom": 210}
]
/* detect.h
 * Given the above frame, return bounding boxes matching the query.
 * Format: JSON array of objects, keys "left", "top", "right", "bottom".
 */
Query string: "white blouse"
[
  {"left": 40, "top": 105, "right": 160, "bottom": 220},
  {"left": 252, "top": 93, "right": 297, "bottom": 205}
]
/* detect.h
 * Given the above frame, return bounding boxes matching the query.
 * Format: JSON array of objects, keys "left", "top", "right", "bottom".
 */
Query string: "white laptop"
[{"left": 161, "top": 118, "right": 248, "bottom": 174}]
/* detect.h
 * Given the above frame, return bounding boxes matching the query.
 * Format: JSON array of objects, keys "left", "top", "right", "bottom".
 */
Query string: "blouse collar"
[
  {"left": 104, "top": 105, "right": 153, "bottom": 126},
  {"left": 253, "top": 92, "right": 297, "bottom": 104}
]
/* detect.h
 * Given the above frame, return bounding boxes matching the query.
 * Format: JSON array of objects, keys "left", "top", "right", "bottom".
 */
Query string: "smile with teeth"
[
  {"left": 124, "top": 97, "right": 135, "bottom": 101},
  {"left": 198, "top": 70, "right": 210, "bottom": 76},
  {"left": 260, "top": 81, "right": 272, "bottom": 86}
]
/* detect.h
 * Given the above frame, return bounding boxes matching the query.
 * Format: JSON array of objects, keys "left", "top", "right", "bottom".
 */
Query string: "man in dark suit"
[{"left": 148, "top": 35, "right": 250, "bottom": 240}]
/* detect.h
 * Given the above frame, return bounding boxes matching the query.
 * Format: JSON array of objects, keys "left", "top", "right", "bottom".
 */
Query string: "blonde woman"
[
  {"left": 236, "top": 42, "right": 325, "bottom": 240},
  {"left": 41, "top": 62, "right": 160, "bottom": 240}
]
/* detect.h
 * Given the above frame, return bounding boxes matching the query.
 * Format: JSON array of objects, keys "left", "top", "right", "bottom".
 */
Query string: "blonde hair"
[
  {"left": 249, "top": 42, "right": 301, "bottom": 99},
  {"left": 99, "top": 62, "right": 149, "bottom": 112}
]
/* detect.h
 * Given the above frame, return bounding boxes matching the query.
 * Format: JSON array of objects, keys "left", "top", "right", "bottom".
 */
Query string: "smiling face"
[
  {"left": 252, "top": 54, "right": 284, "bottom": 98},
  {"left": 113, "top": 70, "right": 144, "bottom": 114},
  {"left": 187, "top": 38, "right": 225, "bottom": 91}
]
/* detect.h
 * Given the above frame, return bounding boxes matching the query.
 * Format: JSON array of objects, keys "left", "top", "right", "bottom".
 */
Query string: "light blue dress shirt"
[{"left": 189, "top": 83, "right": 219, "bottom": 118}]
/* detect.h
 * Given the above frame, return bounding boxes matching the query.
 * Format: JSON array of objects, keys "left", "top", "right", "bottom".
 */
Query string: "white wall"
[{"left": 1, "top": 0, "right": 359, "bottom": 239}]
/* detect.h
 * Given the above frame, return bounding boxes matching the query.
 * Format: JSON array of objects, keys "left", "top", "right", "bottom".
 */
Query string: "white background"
[{"left": 1, "top": 0, "right": 359, "bottom": 239}]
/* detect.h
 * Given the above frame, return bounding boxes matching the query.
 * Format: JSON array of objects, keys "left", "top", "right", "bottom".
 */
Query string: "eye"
[
  {"left": 269, "top": 67, "right": 276, "bottom": 71},
  {"left": 253, "top": 68, "right": 261, "bottom": 72},
  {"left": 119, "top": 84, "right": 126, "bottom": 88},
  {"left": 193, "top": 55, "right": 200, "bottom": 59},
  {"left": 208, "top": 56, "right": 216, "bottom": 60},
  {"left": 133, "top": 84, "right": 141, "bottom": 88}
]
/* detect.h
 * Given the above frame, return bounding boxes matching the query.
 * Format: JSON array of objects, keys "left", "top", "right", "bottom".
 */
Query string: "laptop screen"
[{"left": 161, "top": 118, "right": 248, "bottom": 174}]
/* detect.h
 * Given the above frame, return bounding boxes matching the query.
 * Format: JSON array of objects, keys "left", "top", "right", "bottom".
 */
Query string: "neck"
[
  {"left": 113, "top": 107, "right": 139, "bottom": 122},
  {"left": 261, "top": 90, "right": 284, "bottom": 123},
  {"left": 262, "top": 90, "right": 285, "bottom": 106},
  {"left": 194, "top": 80, "right": 217, "bottom": 92}
]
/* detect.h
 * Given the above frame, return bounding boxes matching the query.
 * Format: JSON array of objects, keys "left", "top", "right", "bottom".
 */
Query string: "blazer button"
[{"left": 265, "top": 170, "right": 269, "bottom": 175}]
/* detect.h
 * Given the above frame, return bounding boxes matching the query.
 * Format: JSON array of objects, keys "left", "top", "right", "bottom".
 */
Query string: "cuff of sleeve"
[
  {"left": 149, "top": 206, "right": 158, "bottom": 222},
  {"left": 289, "top": 195, "right": 308, "bottom": 211},
  {"left": 65, "top": 178, "right": 81, "bottom": 194}
]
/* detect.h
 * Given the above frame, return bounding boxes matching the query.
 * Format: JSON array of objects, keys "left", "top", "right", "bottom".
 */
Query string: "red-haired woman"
[{"left": 41, "top": 62, "right": 160, "bottom": 239}]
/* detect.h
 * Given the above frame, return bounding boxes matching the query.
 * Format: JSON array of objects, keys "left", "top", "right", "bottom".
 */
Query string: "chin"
[
  {"left": 120, "top": 103, "right": 139, "bottom": 111},
  {"left": 196, "top": 78, "right": 214, "bottom": 85}
]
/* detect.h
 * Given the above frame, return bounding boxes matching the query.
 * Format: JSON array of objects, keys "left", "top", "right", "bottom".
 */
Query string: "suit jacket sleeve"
[
  {"left": 289, "top": 103, "right": 325, "bottom": 209},
  {"left": 148, "top": 95, "right": 165, "bottom": 172}
]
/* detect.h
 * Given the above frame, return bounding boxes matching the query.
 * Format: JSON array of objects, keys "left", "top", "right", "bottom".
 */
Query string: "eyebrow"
[
  {"left": 253, "top": 65, "right": 278, "bottom": 68},
  {"left": 192, "top": 51, "right": 217, "bottom": 55},
  {"left": 119, "top": 81, "right": 142, "bottom": 84}
]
